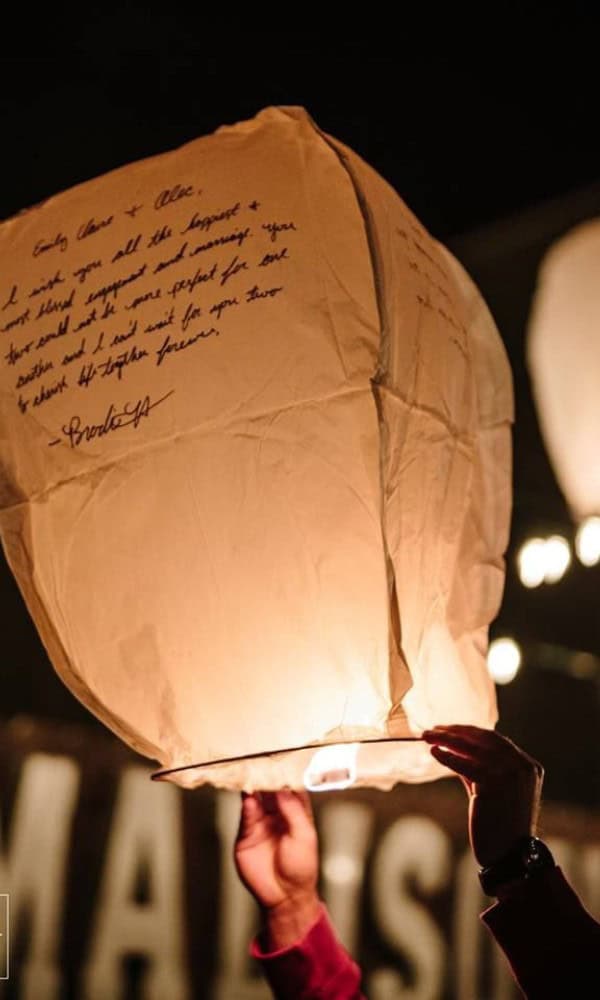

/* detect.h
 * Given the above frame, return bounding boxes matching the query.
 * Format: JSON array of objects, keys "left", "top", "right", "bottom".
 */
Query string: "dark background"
[{"left": 1, "top": 14, "right": 600, "bottom": 806}]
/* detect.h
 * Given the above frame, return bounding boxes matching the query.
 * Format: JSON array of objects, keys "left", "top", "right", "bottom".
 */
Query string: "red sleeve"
[
  {"left": 251, "top": 904, "right": 365, "bottom": 1000},
  {"left": 481, "top": 866, "right": 600, "bottom": 998}
]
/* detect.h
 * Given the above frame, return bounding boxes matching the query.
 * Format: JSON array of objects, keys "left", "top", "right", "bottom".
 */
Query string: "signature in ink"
[{"left": 50, "top": 389, "right": 175, "bottom": 449}]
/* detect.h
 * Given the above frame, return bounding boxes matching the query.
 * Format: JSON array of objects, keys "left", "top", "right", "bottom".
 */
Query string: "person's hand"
[
  {"left": 422, "top": 725, "right": 544, "bottom": 867},
  {"left": 234, "top": 790, "right": 320, "bottom": 949}
]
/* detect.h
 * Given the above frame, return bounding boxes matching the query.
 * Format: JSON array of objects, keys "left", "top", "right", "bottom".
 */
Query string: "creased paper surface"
[{"left": 0, "top": 107, "right": 513, "bottom": 789}]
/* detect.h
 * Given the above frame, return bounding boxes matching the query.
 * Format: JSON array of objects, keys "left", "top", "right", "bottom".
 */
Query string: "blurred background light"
[
  {"left": 487, "top": 637, "right": 522, "bottom": 685},
  {"left": 543, "top": 534, "right": 571, "bottom": 583},
  {"left": 517, "top": 538, "right": 547, "bottom": 587},
  {"left": 517, "top": 534, "right": 571, "bottom": 586},
  {"left": 575, "top": 515, "right": 600, "bottom": 567}
]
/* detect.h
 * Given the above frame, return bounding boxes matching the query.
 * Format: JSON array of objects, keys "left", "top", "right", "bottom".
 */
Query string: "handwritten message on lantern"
[{"left": 1, "top": 183, "right": 300, "bottom": 451}]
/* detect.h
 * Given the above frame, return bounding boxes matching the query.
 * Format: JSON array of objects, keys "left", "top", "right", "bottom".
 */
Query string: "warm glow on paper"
[{"left": 0, "top": 108, "right": 513, "bottom": 789}]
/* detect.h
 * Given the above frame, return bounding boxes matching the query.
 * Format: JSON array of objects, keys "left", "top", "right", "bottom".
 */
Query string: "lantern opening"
[{"left": 303, "top": 743, "right": 359, "bottom": 792}]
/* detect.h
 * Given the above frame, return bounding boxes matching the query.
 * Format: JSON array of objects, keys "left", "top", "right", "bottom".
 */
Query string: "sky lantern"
[
  {"left": 528, "top": 220, "right": 600, "bottom": 545},
  {"left": 0, "top": 107, "right": 513, "bottom": 790}
]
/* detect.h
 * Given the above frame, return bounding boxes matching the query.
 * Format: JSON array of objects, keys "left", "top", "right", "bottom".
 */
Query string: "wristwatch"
[{"left": 478, "top": 836, "right": 556, "bottom": 896}]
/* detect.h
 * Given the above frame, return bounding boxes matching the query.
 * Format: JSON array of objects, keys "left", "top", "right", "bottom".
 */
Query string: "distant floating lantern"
[
  {"left": 528, "top": 220, "right": 600, "bottom": 528},
  {"left": 0, "top": 107, "right": 513, "bottom": 790}
]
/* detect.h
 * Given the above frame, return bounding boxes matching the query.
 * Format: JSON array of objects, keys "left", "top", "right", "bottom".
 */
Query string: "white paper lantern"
[
  {"left": 0, "top": 107, "right": 513, "bottom": 790},
  {"left": 528, "top": 220, "right": 600, "bottom": 521}
]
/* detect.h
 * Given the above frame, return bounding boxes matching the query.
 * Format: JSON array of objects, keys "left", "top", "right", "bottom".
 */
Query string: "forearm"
[{"left": 481, "top": 867, "right": 600, "bottom": 998}]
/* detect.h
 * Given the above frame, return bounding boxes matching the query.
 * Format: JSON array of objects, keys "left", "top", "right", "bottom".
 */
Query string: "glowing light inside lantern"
[
  {"left": 487, "top": 638, "right": 522, "bottom": 685},
  {"left": 543, "top": 535, "right": 571, "bottom": 583},
  {"left": 517, "top": 538, "right": 547, "bottom": 588},
  {"left": 303, "top": 743, "right": 359, "bottom": 792},
  {"left": 575, "top": 516, "right": 600, "bottom": 567}
]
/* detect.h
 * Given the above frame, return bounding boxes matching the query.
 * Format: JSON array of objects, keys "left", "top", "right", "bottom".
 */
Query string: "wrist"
[
  {"left": 262, "top": 890, "right": 321, "bottom": 950},
  {"left": 479, "top": 836, "right": 555, "bottom": 898}
]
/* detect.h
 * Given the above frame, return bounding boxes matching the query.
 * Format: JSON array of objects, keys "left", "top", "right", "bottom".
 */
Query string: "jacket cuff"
[{"left": 251, "top": 904, "right": 363, "bottom": 1000}]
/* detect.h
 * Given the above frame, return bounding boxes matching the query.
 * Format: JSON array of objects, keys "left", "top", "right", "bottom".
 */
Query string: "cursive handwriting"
[
  {"left": 110, "top": 319, "right": 138, "bottom": 347},
  {"left": 33, "top": 233, "right": 68, "bottom": 257},
  {"left": 112, "top": 234, "right": 142, "bottom": 264},
  {"left": 153, "top": 242, "right": 188, "bottom": 274},
  {"left": 29, "top": 271, "right": 65, "bottom": 298},
  {"left": 156, "top": 328, "right": 219, "bottom": 366},
  {"left": 209, "top": 297, "right": 239, "bottom": 321},
  {"left": 145, "top": 307, "right": 175, "bottom": 333},
  {"left": 73, "top": 308, "right": 98, "bottom": 332},
  {"left": 246, "top": 284, "right": 283, "bottom": 303},
  {"left": 32, "top": 374, "right": 69, "bottom": 408},
  {"left": 35, "top": 315, "right": 70, "bottom": 350},
  {"left": 181, "top": 303, "right": 202, "bottom": 333},
  {"left": 85, "top": 264, "right": 147, "bottom": 306},
  {"left": 16, "top": 358, "right": 54, "bottom": 389},
  {"left": 35, "top": 289, "right": 75, "bottom": 320},
  {"left": 262, "top": 221, "right": 297, "bottom": 242},
  {"left": 4, "top": 340, "right": 33, "bottom": 366},
  {"left": 220, "top": 255, "right": 248, "bottom": 287},
  {"left": 1, "top": 307, "right": 30, "bottom": 333},
  {"left": 62, "top": 338, "right": 87, "bottom": 365},
  {"left": 166, "top": 263, "right": 217, "bottom": 300},
  {"left": 2, "top": 284, "right": 18, "bottom": 310},
  {"left": 259, "top": 247, "right": 289, "bottom": 267},
  {"left": 77, "top": 216, "right": 114, "bottom": 241},
  {"left": 73, "top": 260, "right": 102, "bottom": 285},
  {"left": 181, "top": 202, "right": 240, "bottom": 235},
  {"left": 125, "top": 287, "right": 161, "bottom": 311},
  {"left": 147, "top": 225, "right": 172, "bottom": 248},
  {"left": 54, "top": 389, "right": 175, "bottom": 449},
  {"left": 189, "top": 226, "right": 252, "bottom": 256},
  {"left": 78, "top": 343, "right": 148, "bottom": 387},
  {"left": 154, "top": 184, "right": 194, "bottom": 210}
]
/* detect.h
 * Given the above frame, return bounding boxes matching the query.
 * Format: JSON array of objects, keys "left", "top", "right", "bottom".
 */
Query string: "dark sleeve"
[
  {"left": 481, "top": 866, "right": 600, "bottom": 999},
  {"left": 250, "top": 904, "right": 365, "bottom": 1000}
]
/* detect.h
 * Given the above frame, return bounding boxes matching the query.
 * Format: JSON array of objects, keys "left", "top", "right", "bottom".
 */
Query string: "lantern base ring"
[
  {"left": 151, "top": 736, "right": 422, "bottom": 779},
  {"left": 151, "top": 736, "right": 426, "bottom": 791}
]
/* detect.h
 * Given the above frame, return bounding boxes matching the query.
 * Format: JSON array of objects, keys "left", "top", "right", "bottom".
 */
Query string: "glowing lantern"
[
  {"left": 0, "top": 107, "right": 513, "bottom": 790},
  {"left": 528, "top": 220, "right": 600, "bottom": 523}
]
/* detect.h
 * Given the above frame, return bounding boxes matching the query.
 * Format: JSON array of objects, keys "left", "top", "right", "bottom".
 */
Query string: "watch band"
[{"left": 478, "top": 836, "right": 555, "bottom": 896}]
